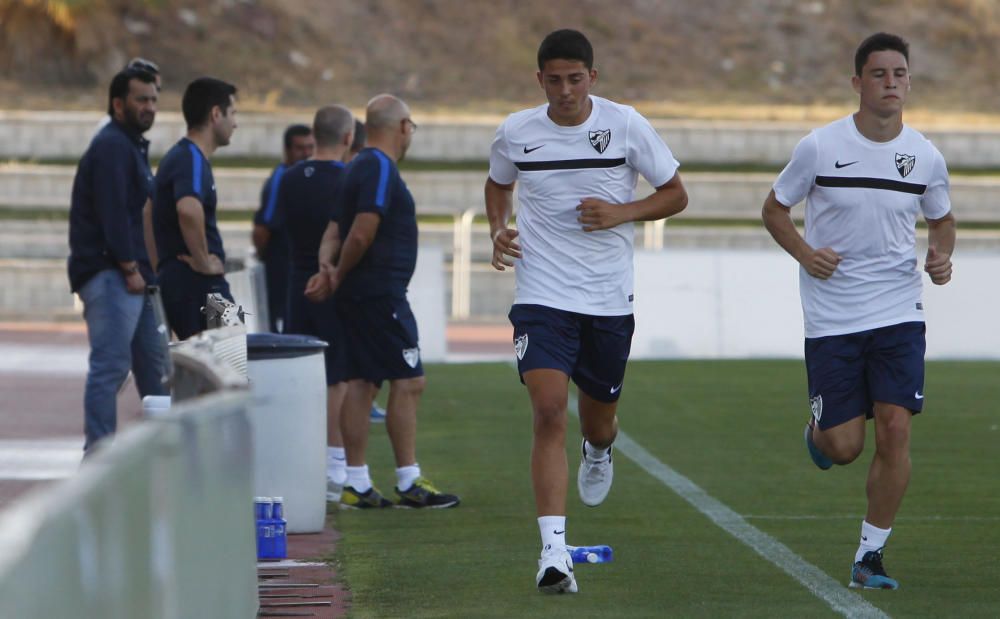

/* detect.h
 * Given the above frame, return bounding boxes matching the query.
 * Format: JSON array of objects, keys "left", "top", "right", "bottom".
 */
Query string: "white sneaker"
[
  {"left": 577, "top": 440, "right": 613, "bottom": 507},
  {"left": 326, "top": 477, "right": 344, "bottom": 502},
  {"left": 536, "top": 545, "right": 577, "bottom": 594}
]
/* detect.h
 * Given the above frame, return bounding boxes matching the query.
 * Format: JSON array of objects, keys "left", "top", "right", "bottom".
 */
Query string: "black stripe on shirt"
[
  {"left": 515, "top": 157, "right": 627, "bottom": 171},
  {"left": 815, "top": 175, "right": 927, "bottom": 195}
]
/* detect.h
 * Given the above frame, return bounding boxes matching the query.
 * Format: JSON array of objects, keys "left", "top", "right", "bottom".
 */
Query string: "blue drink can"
[{"left": 272, "top": 496, "right": 284, "bottom": 520}]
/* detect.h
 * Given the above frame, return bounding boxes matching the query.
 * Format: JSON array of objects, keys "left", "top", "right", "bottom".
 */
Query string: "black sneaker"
[
  {"left": 394, "top": 477, "right": 460, "bottom": 508},
  {"left": 850, "top": 549, "right": 899, "bottom": 589},
  {"left": 339, "top": 485, "right": 393, "bottom": 510}
]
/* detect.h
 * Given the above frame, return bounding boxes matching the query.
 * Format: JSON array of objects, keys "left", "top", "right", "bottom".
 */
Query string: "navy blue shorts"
[
  {"left": 805, "top": 321, "right": 926, "bottom": 430},
  {"left": 336, "top": 294, "right": 423, "bottom": 385},
  {"left": 157, "top": 259, "right": 233, "bottom": 341},
  {"left": 286, "top": 273, "right": 347, "bottom": 386},
  {"left": 508, "top": 304, "right": 634, "bottom": 403}
]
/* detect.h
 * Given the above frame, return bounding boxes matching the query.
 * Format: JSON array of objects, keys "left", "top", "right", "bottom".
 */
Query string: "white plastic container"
[
  {"left": 141, "top": 395, "right": 172, "bottom": 418},
  {"left": 246, "top": 334, "right": 328, "bottom": 533}
]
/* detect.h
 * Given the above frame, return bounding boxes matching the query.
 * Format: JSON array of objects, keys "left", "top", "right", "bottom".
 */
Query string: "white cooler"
[{"left": 246, "top": 333, "right": 328, "bottom": 533}]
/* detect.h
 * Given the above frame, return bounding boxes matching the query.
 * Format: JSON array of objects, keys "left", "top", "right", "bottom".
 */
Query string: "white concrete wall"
[
  {"left": 410, "top": 246, "right": 447, "bottom": 362},
  {"left": 633, "top": 248, "right": 1000, "bottom": 360},
  {"left": 5, "top": 110, "right": 1000, "bottom": 167},
  {"left": 4, "top": 165, "right": 1000, "bottom": 222}
]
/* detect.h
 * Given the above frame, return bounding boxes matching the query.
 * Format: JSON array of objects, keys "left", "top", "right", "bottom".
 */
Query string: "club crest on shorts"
[
  {"left": 402, "top": 347, "right": 420, "bottom": 368},
  {"left": 514, "top": 334, "right": 528, "bottom": 360},
  {"left": 589, "top": 129, "right": 611, "bottom": 154},
  {"left": 809, "top": 394, "right": 823, "bottom": 422},
  {"left": 895, "top": 153, "right": 916, "bottom": 178}
]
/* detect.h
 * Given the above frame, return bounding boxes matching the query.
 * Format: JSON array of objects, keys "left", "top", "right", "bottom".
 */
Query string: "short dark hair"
[
  {"left": 182, "top": 77, "right": 238, "bottom": 130},
  {"left": 283, "top": 124, "right": 312, "bottom": 150},
  {"left": 537, "top": 29, "right": 593, "bottom": 71},
  {"left": 350, "top": 119, "right": 365, "bottom": 153},
  {"left": 854, "top": 33, "right": 909, "bottom": 76},
  {"left": 107, "top": 67, "right": 156, "bottom": 116}
]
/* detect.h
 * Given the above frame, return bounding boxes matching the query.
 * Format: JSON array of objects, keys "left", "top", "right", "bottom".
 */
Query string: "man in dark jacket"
[{"left": 68, "top": 67, "right": 169, "bottom": 453}]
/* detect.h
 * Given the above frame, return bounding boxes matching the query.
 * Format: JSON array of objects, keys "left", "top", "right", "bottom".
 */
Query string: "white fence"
[
  {"left": 6, "top": 111, "right": 1000, "bottom": 168},
  {"left": 633, "top": 247, "right": 1000, "bottom": 360}
]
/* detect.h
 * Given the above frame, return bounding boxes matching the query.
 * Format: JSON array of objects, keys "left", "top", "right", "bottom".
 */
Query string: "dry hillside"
[{"left": 1, "top": 0, "right": 999, "bottom": 116}]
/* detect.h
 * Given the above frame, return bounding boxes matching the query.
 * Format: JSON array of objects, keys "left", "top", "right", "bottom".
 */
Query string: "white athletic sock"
[
  {"left": 584, "top": 440, "right": 611, "bottom": 461},
  {"left": 395, "top": 463, "right": 421, "bottom": 491},
  {"left": 345, "top": 465, "right": 371, "bottom": 493},
  {"left": 327, "top": 447, "right": 346, "bottom": 484},
  {"left": 855, "top": 520, "right": 891, "bottom": 563},
  {"left": 538, "top": 516, "right": 567, "bottom": 551}
]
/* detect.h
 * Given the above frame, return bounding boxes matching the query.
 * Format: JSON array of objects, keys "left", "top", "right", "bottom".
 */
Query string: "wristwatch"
[{"left": 122, "top": 264, "right": 139, "bottom": 274}]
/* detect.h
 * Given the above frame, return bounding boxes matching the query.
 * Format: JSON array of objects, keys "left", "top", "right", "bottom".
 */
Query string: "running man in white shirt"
[
  {"left": 485, "top": 29, "right": 688, "bottom": 594},
  {"left": 762, "top": 32, "right": 956, "bottom": 590}
]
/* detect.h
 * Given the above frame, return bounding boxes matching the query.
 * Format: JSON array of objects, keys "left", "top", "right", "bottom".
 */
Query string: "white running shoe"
[
  {"left": 536, "top": 545, "right": 577, "bottom": 594},
  {"left": 577, "top": 440, "right": 613, "bottom": 507}
]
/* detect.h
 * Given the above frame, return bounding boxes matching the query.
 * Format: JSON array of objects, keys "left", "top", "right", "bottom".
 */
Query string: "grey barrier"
[{"left": 0, "top": 340, "right": 259, "bottom": 618}]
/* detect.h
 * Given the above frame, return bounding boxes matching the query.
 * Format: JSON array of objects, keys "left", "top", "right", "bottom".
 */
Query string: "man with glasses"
[
  {"left": 93, "top": 58, "right": 162, "bottom": 137},
  {"left": 308, "top": 94, "right": 459, "bottom": 510},
  {"left": 69, "top": 67, "right": 169, "bottom": 453}
]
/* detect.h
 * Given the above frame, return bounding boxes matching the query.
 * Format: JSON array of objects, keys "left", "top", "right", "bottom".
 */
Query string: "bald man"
[{"left": 308, "top": 94, "right": 460, "bottom": 509}]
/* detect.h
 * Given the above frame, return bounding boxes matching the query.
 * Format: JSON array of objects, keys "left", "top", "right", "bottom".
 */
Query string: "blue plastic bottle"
[
  {"left": 272, "top": 496, "right": 287, "bottom": 559},
  {"left": 567, "top": 545, "right": 613, "bottom": 564},
  {"left": 254, "top": 497, "right": 275, "bottom": 560}
]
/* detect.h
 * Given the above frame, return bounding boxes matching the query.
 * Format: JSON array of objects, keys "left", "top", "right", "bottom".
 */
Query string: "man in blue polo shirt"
[
  {"left": 314, "top": 94, "right": 459, "bottom": 510},
  {"left": 153, "top": 77, "right": 238, "bottom": 340},
  {"left": 275, "top": 105, "right": 354, "bottom": 501},
  {"left": 252, "top": 123, "right": 314, "bottom": 332},
  {"left": 68, "top": 67, "right": 169, "bottom": 453}
]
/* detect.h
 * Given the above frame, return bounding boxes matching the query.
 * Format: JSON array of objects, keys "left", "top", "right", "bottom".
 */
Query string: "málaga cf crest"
[
  {"left": 589, "top": 129, "right": 611, "bottom": 154},
  {"left": 514, "top": 334, "right": 528, "bottom": 360},
  {"left": 895, "top": 153, "right": 916, "bottom": 178}
]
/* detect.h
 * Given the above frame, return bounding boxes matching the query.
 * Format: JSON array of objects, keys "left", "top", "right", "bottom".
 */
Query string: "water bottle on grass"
[{"left": 567, "top": 544, "right": 613, "bottom": 564}]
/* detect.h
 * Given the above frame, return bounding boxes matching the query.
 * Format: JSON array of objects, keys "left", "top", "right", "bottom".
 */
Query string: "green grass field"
[{"left": 329, "top": 360, "right": 1000, "bottom": 618}]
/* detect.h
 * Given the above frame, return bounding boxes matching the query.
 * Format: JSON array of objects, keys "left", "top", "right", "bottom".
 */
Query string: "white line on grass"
[
  {"left": 568, "top": 400, "right": 889, "bottom": 619},
  {"left": 744, "top": 514, "right": 1000, "bottom": 522}
]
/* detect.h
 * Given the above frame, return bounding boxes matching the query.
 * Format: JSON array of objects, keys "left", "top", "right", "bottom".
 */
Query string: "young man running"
[
  {"left": 762, "top": 32, "right": 956, "bottom": 590},
  {"left": 486, "top": 29, "right": 687, "bottom": 593}
]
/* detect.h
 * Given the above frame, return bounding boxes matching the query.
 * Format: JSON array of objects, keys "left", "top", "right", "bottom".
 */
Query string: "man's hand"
[
  {"left": 924, "top": 245, "right": 953, "bottom": 285},
  {"left": 304, "top": 272, "right": 331, "bottom": 302},
  {"left": 323, "top": 265, "right": 343, "bottom": 297},
  {"left": 177, "top": 253, "right": 224, "bottom": 275},
  {"left": 123, "top": 270, "right": 146, "bottom": 294},
  {"left": 577, "top": 197, "right": 624, "bottom": 232},
  {"left": 802, "top": 247, "right": 842, "bottom": 279},
  {"left": 491, "top": 228, "right": 522, "bottom": 271}
]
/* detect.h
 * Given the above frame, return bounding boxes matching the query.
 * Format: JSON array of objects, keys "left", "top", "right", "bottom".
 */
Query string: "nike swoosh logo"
[
  {"left": 553, "top": 529, "right": 565, "bottom": 535},
  {"left": 609, "top": 383, "right": 622, "bottom": 394},
  {"left": 915, "top": 391, "right": 924, "bottom": 399},
  {"left": 834, "top": 160, "right": 859, "bottom": 168},
  {"left": 861, "top": 536, "right": 868, "bottom": 541},
  {"left": 523, "top": 144, "right": 545, "bottom": 154}
]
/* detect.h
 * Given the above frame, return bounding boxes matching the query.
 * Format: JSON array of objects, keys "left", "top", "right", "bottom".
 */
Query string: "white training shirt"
[
  {"left": 489, "top": 96, "right": 679, "bottom": 315},
  {"left": 773, "top": 115, "right": 951, "bottom": 338}
]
